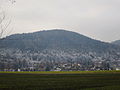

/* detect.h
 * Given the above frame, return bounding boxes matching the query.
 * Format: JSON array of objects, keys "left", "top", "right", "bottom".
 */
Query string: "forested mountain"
[
  {"left": 0, "top": 29, "right": 120, "bottom": 71},
  {"left": 0, "top": 30, "right": 119, "bottom": 52}
]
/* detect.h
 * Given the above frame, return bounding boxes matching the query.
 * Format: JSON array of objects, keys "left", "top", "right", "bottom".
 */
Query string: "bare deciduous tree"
[{"left": 0, "top": 0, "right": 15, "bottom": 38}]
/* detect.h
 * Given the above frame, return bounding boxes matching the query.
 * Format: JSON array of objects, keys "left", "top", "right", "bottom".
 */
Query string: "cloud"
[{"left": 7, "top": 0, "right": 120, "bottom": 42}]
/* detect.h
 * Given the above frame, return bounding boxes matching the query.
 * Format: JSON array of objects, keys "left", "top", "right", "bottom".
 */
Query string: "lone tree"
[{"left": 0, "top": 0, "right": 16, "bottom": 38}]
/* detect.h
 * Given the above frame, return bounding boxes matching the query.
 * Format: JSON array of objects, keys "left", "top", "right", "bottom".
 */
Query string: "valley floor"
[{"left": 0, "top": 71, "right": 120, "bottom": 90}]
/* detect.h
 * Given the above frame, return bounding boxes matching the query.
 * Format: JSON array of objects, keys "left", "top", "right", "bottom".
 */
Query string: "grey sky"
[{"left": 5, "top": 0, "right": 120, "bottom": 42}]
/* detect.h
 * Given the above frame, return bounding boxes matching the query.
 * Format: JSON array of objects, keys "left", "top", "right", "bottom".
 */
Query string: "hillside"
[
  {"left": 0, "top": 29, "right": 120, "bottom": 71},
  {"left": 0, "top": 29, "right": 119, "bottom": 52},
  {"left": 112, "top": 40, "right": 120, "bottom": 46}
]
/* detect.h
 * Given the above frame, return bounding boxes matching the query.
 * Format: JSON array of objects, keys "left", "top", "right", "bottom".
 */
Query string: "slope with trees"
[{"left": 0, "top": 30, "right": 120, "bottom": 71}]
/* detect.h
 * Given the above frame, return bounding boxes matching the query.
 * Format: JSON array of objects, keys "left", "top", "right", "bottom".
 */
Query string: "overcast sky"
[{"left": 4, "top": 0, "right": 120, "bottom": 42}]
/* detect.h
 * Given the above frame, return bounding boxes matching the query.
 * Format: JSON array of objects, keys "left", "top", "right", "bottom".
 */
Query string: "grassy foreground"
[{"left": 0, "top": 71, "right": 120, "bottom": 90}]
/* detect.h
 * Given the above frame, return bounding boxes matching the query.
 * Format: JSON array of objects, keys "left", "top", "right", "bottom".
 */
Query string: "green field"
[{"left": 0, "top": 71, "right": 120, "bottom": 90}]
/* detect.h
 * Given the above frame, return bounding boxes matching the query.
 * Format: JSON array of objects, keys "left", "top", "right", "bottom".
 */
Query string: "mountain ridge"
[
  {"left": 0, "top": 29, "right": 119, "bottom": 52},
  {"left": 0, "top": 29, "right": 120, "bottom": 71}
]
